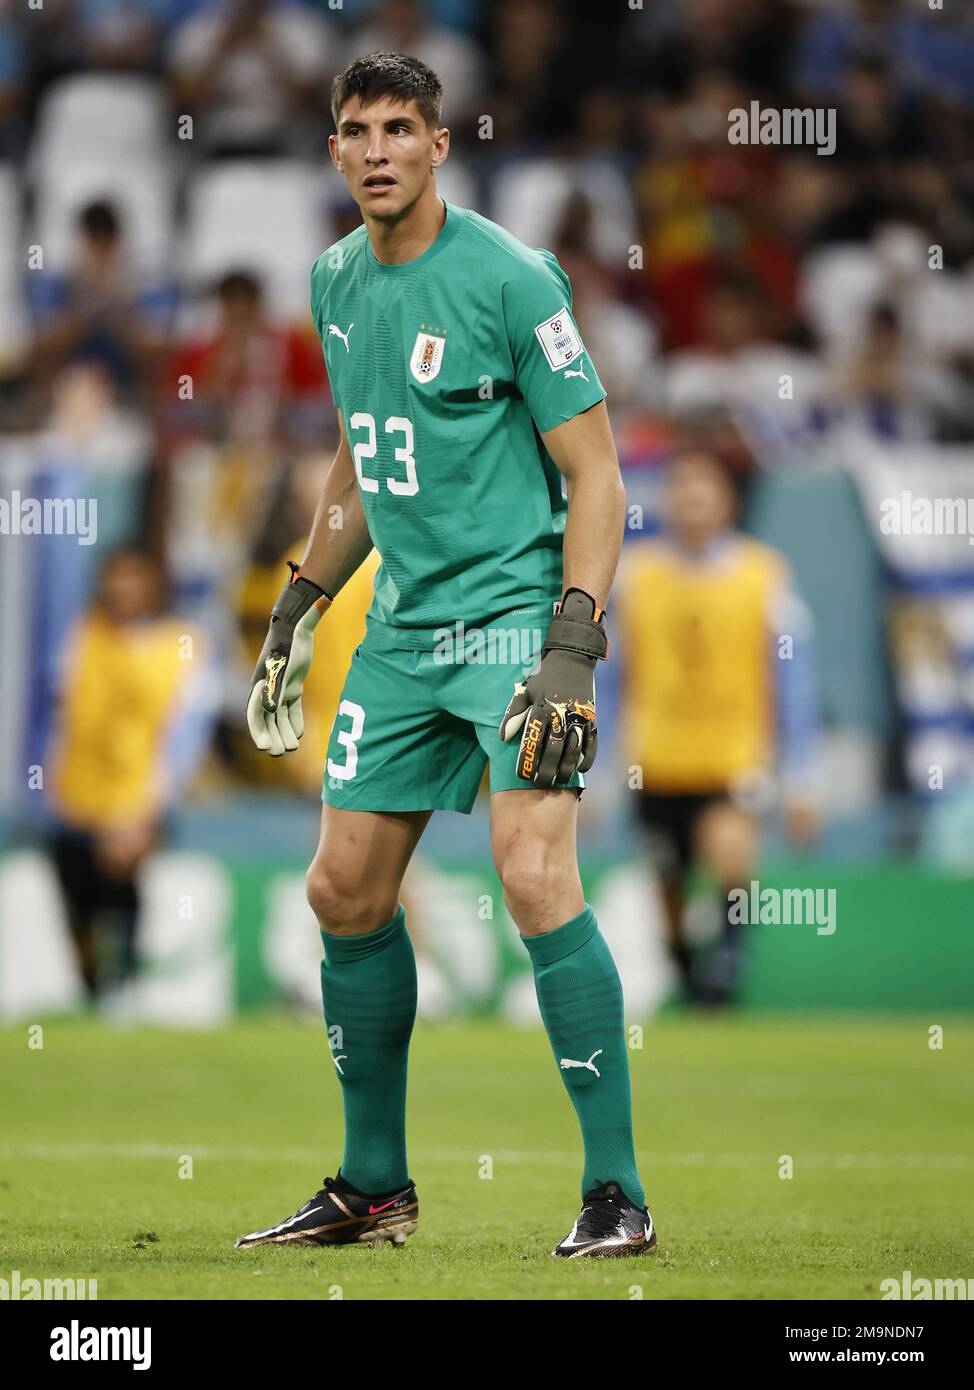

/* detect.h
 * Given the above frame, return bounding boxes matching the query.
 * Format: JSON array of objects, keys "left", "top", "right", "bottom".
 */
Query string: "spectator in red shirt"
[{"left": 167, "top": 269, "right": 327, "bottom": 446}]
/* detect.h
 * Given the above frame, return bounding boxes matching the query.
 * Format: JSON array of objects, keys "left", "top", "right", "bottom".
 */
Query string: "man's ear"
[
  {"left": 327, "top": 132, "right": 343, "bottom": 173},
  {"left": 431, "top": 125, "right": 450, "bottom": 171}
]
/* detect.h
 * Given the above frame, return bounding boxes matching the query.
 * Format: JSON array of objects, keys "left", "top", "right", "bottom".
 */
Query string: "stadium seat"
[
  {"left": 32, "top": 158, "right": 176, "bottom": 276},
  {"left": 799, "top": 243, "right": 882, "bottom": 357},
  {"left": 490, "top": 158, "right": 637, "bottom": 266},
  {"left": 182, "top": 161, "right": 334, "bottom": 319},
  {"left": 801, "top": 235, "right": 974, "bottom": 360},
  {"left": 30, "top": 74, "right": 168, "bottom": 176}
]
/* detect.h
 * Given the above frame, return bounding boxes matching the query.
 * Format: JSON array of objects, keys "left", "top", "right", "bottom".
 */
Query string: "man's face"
[
  {"left": 666, "top": 455, "right": 735, "bottom": 542},
  {"left": 221, "top": 286, "right": 261, "bottom": 333},
  {"left": 100, "top": 555, "right": 161, "bottom": 624},
  {"left": 329, "top": 95, "right": 447, "bottom": 221}
]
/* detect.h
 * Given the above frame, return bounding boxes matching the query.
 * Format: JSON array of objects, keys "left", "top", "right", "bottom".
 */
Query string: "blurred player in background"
[
  {"left": 237, "top": 52, "right": 655, "bottom": 1260},
  {"left": 616, "top": 452, "right": 821, "bottom": 1007},
  {"left": 46, "top": 548, "right": 215, "bottom": 1008}
]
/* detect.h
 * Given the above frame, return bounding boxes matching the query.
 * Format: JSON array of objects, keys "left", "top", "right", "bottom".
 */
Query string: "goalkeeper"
[{"left": 237, "top": 51, "right": 654, "bottom": 1260}]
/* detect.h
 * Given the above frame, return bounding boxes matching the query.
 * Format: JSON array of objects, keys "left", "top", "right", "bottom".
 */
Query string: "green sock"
[
  {"left": 320, "top": 903, "right": 416, "bottom": 1194},
  {"left": 522, "top": 904, "right": 645, "bottom": 1208}
]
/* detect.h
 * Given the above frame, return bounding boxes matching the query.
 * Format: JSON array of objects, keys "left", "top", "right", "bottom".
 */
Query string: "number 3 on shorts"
[{"left": 327, "top": 700, "right": 365, "bottom": 782}]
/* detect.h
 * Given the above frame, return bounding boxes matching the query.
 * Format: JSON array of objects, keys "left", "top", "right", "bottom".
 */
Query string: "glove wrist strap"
[
  {"left": 542, "top": 587, "right": 608, "bottom": 661},
  {"left": 271, "top": 562, "right": 332, "bottom": 633}
]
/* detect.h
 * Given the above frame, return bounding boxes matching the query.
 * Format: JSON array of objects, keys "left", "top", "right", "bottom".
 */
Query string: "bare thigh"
[{"left": 307, "top": 803, "right": 432, "bottom": 936}]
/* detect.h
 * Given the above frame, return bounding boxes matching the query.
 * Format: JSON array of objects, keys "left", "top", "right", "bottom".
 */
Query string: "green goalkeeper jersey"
[{"left": 310, "top": 199, "right": 606, "bottom": 649}]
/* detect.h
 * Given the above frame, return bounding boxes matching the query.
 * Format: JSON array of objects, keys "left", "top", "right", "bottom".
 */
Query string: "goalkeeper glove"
[
  {"left": 247, "top": 562, "right": 332, "bottom": 757},
  {"left": 499, "top": 587, "right": 607, "bottom": 788}
]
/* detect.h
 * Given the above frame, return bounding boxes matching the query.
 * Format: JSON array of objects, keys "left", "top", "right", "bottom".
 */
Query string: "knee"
[
  {"left": 306, "top": 858, "right": 395, "bottom": 934},
  {"left": 306, "top": 859, "right": 345, "bottom": 929},
  {"left": 496, "top": 837, "right": 565, "bottom": 922},
  {"left": 695, "top": 806, "right": 756, "bottom": 887}
]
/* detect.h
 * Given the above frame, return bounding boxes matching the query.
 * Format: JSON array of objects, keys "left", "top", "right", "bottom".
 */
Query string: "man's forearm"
[
  {"left": 562, "top": 470, "right": 627, "bottom": 613},
  {"left": 297, "top": 444, "right": 373, "bottom": 597},
  {"left": 540, "top": 400, "right": 627, "bottom": 614}
]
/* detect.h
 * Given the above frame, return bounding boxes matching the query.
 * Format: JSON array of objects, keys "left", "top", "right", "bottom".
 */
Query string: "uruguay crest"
[{"left": 409, "top": 327, "right": 446, "bottom": 383}]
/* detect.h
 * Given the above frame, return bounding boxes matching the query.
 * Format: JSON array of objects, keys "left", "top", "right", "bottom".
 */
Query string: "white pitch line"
[{"left": 0, "top": 1143, "right": 968, "bottom": 1169}]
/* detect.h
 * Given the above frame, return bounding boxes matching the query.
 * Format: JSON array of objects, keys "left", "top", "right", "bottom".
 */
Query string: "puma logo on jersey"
[
  {"left": 559, "top": 1048, "right": 603, "bottom": 1078},
  {"left": 328, "top": 322, "right": 354, "bottom": 351},
  {"left": 564, "top": 365, "right": 588, "bottom": 382}
]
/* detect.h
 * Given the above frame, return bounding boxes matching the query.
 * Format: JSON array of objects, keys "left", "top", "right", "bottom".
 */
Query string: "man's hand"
[
  {"left": 499, "top": 588, "right": 607, "bottom": 787},
  {"left": 247, "top": 562, "right": 331, "bottom": 757}
]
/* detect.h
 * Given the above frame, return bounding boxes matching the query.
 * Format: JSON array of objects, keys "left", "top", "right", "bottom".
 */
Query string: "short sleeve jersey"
[{"left": 311, "top": 200, "right": 606, "bottom": 647}]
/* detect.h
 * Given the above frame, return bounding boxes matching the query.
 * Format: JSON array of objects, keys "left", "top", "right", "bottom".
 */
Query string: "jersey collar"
[{"left": 364, "top": 198, "right": 465, "bottom": 275}]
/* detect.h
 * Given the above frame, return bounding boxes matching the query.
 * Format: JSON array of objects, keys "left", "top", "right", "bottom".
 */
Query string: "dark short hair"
[
  {"left": 331, "top": 51, "right": 443, "bottom": 130},
  {"left": 96, "top": 545, "right": 168, "bottom": 613},
  {"left": 217, "top": 269, "right": 262, "bottom": 302},
  {"left": 80, "top": 200, "right": 120, "bottom": 240}
]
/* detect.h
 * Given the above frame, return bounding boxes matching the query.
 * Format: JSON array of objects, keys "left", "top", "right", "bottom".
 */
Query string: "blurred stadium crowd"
[{"left": 2, "top": 0, "right": 974, "bottom": 985}]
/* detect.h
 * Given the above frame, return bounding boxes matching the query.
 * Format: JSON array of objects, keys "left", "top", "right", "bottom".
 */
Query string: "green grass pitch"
[{"left": 2, "top": 1014, "right": 971, "bottom": 1300}]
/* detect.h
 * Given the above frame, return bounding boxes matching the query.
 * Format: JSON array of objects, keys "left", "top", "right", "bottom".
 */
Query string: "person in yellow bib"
[
  {"left": 616, "top": 452, "right": 821, "bottom": 1006},
  {"left": 47, "top": 548, "right": 216, "bottom": 1004}
]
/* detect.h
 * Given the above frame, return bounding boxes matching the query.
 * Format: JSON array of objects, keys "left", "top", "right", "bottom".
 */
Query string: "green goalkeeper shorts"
[{"left": 322, "top": 604, "right": 586, "bottom": 813}]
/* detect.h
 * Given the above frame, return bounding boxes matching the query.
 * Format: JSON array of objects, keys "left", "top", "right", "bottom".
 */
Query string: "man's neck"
[
  {"left": 365, "top": 185, "right": 446, "bottom": 266},
  {"left": 671, "top": 530, "right": 732, "bottom": 562}
]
